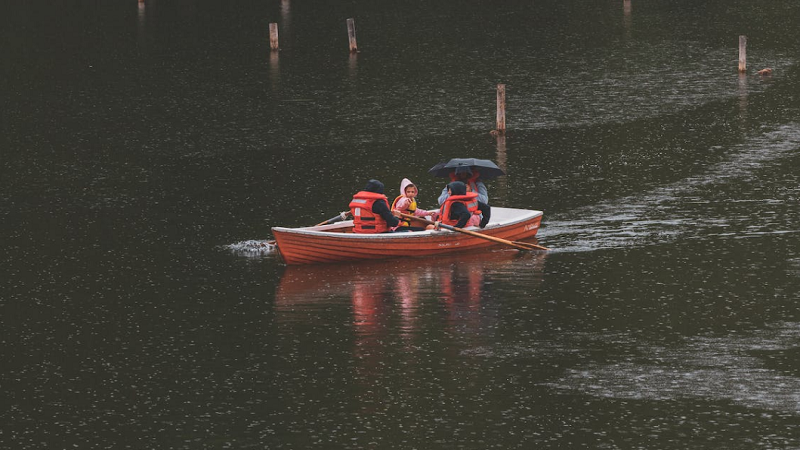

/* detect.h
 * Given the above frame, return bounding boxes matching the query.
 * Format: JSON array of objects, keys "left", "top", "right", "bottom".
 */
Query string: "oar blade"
[{"left": 511, "top": 240, "right": 550, "bottom": 251}]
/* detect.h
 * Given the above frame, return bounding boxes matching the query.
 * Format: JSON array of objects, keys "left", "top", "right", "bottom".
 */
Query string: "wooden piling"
[
  {"left": 269, "top": 23, "right": 279, "bottom": 51},
  {"left": 623, "top": 0, "right": 631, "bottom": 15},
  {"left": 496, "top": 84, "right": 506, "bottom": 134},
  {"left": 347, "top": 18, "right": 358, "bottom": 53},
  {"left": 738, "top": 35, "right": 747, "bottom": 73}
]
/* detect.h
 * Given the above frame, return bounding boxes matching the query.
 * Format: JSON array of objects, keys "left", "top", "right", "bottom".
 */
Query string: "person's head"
[
  {"left": 399, "top": 178, "right": 417, "bottom": 199},
  {"left": 453, "top": 166, "right": 473, "bottom": 181},
  {"left": 447, "top": 181, "right": 467, "bottom": 196},
  {"left": 364, "top": 179, "right": 385, "bottom": 194}
]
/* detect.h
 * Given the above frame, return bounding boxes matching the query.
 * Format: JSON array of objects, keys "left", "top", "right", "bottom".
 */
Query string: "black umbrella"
[{"left": 428, "top": 158, "right": 506, "bottom": 179}]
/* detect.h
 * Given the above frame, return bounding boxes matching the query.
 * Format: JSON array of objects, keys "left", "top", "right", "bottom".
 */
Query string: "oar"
[
  {"left": 398, "top": 212, "right": 549, "bottom": 251},
  {"left": 315, "top": 211, "right": 351, "bottom": 226},
  {"left": 509, "top": 240, "right": 550, "bottom": 251}
]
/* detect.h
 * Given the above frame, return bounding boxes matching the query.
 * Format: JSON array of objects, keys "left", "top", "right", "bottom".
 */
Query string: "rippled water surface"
[{"left": 3, "top": 0, "right": 800, "bottom": 448}]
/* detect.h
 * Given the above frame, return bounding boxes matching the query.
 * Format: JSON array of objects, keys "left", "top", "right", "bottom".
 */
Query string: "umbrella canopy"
[{"left": 428, "top": 158, "right": 506, "bottom": 179}]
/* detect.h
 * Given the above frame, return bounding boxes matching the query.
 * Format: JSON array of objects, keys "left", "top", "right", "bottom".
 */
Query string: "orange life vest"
[
  {"left": 390, "top": 195, "right": 417, "bottom": 227},
  {"left": 440, "top": 192, "right": 480, "bottom": 227},
  {"left": 449, "top": 172, "right": 481, "bottom": 195},
  {"left": 350, "top": 191, "right": 391, "bottom": 233}
]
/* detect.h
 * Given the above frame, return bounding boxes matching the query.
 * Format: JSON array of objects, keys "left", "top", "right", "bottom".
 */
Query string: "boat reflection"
[
  {"left": 275, "top": 249, "right": 547, "bottom": 345},
  {"left": 275, "top": 249, "right": 546, "bottom": 311},
  {"left": 274, "top": 249, "right": 546, "bottom": 411}
]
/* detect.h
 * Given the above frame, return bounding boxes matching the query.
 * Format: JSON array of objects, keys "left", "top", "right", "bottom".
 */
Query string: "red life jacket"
[
  {"left": 440, "top": 191, "right": 480, "bottom": 227},
  {"left": 350, "top": 191, "right": 391, "bottom": 233},
  {"left": 449, "top": 172, "right": 481, "bottom": 195}
]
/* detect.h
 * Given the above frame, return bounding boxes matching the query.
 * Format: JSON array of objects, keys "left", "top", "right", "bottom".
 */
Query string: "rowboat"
[{"left": 271, "top": 207, "right": 544, "bottom": 265}]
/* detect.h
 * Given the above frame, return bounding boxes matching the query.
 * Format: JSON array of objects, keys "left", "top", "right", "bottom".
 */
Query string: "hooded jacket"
[{"left": 391, "top": 178, "right": 433, "bottom": 227}]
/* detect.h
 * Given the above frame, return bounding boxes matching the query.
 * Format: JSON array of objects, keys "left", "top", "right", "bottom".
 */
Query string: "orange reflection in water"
[
  {"left": 274, "top": 250, "right": 546, "bottom": 410},
  {"left": 275, "top": 250, "right": 546, "bottom": 342},
  {"left": 275, "top": 250, "right": 545, "bottom": 310}
]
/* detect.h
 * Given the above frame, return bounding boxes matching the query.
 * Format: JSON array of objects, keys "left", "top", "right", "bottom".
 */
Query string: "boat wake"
[
  {"left": 464, "top": 321, "right": 800, "bottom": 416},
  {"left": 547, "top": 322, "right": 800, "bottom": 416},
  {"left": 543, "top": 123, "right": 800, "bottom": 252},
  {"left": 223, "top": 239, "right": 278, "bottom": 257}
]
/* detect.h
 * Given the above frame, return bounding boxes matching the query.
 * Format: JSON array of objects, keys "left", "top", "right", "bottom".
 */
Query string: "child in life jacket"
[{"left": 390, "top": 178, "right": 436, "bottom": 231}]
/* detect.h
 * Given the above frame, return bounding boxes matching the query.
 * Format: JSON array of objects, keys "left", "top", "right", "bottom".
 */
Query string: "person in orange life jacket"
[
  {"left": 390, "top": 178, "right": 436, "bottom": 231},
  {"left": 439, "top": 181, "right": 491, "bottom": 229},
  {"left": 437, "top": 166, "right": 488, "bottom": 206},
  {"left": 349, "top": 179, "right": 401, "bottom": 233}
]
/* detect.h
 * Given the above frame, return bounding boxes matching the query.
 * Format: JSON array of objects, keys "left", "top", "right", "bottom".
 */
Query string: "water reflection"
[
  {"left": 494, "top": 134, "right": 508, "bottom": 204},
  {"left": 623, "top": 0, "right": 632, "bottom": 31},
  {"left": 280, "top": 0, "right": 291, "bottom": 37},
  {"left": 137, "top": 0, "right": 146, "bottom": 51},
  {"left": 275, "top": 251, "right": 546, "bottom": 412},
  {"left": 269, "top": 50, "right": 280, "bottom": 90},
  {"left": 276, "top": 251, "right": 545, "bottom": 307},
  {"left": 348, "top": 53, "right": 358, "bottom": 79},
  {"left": 275, "top": 251, "right": 547, "bottom": 334},
  {"left": 737, "top": 72, "right": 748, "bottom": 124}
]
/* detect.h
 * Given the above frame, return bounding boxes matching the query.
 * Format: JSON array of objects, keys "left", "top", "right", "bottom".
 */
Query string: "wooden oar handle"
[{"left": 397, "top": 212, "right": 435, "bottom": 226}]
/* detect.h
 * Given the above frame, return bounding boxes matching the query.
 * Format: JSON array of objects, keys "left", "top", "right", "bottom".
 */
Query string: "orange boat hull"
[{"left": 272, "top": 207, "right": 543, "bottom": 265}]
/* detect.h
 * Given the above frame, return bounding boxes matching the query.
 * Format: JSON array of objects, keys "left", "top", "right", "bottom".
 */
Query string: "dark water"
[{"left": 3, "top": 0, "right": 800, "bottom": 448}]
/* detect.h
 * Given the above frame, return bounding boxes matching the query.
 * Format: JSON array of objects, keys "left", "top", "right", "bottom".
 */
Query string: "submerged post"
[
  {"left": 269, "top": 23, "right": 279, "bottom": 51},
  {"left": 347, "top": 18, "right": 358, "bottom": 53},
  {"left": 738, "top": 35, "right": 747, "bottom": 73},
  {"left": 496, "top": 84, "right": 506, "bottom": 134}
]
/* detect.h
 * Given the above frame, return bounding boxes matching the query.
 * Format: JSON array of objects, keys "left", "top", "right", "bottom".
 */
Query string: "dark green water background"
[{"left": 3, "top": 0, "right": 800, "bottom": 448}]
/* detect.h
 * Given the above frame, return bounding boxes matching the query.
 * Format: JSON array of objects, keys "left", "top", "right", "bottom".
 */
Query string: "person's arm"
[
  {"left": 477, "top": 201, "right": 491, "bottom": 228},
  {"left": 476, "top": 181, "right": 488, "bottom": 204},
  {"left": 413, "top": 207, "right": 432, "bottom": 217},
  {"left": 394, "top": 197, "right": 411, "bottom": 211},
  {"left": 373, "top": 200, "right": 400, "bottom": 228},
  {"left": 450, "top": 203, "right": 471, "bottom": 228},
  {"left": 437, "top": 187, "right": 449, "bottom": 206}
]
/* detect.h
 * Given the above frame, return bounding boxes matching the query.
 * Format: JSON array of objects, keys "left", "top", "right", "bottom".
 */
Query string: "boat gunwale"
[{"left": 271, "top": 207, "right": 543, "bottom": 240}]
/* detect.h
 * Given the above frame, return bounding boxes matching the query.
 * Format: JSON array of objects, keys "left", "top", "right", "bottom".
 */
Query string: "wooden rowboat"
[{"left": 271, "top": 207, "right": 543, "bottom": 265}]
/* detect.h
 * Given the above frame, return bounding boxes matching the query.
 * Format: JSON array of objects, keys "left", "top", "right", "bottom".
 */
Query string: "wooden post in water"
[
  {"left": 496, "top": 84, "right": 506, "bottom": 134},
  {"left": 347, "top": 18, "right": 358, "bottom": 53},
  {"left": 738, "top": 35, "right": 747, "bottom": 73},
  {"left": 269, "top": 23, "right": 279, "bottom": 51}
]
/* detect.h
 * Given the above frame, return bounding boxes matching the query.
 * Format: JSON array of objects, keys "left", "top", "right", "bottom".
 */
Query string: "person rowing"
[
  {"left": 439, "top": 181, "right": 490, "bottom": 229},
  {"left": 349, "top": 179, "right": 400, "bottom": 234}
]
